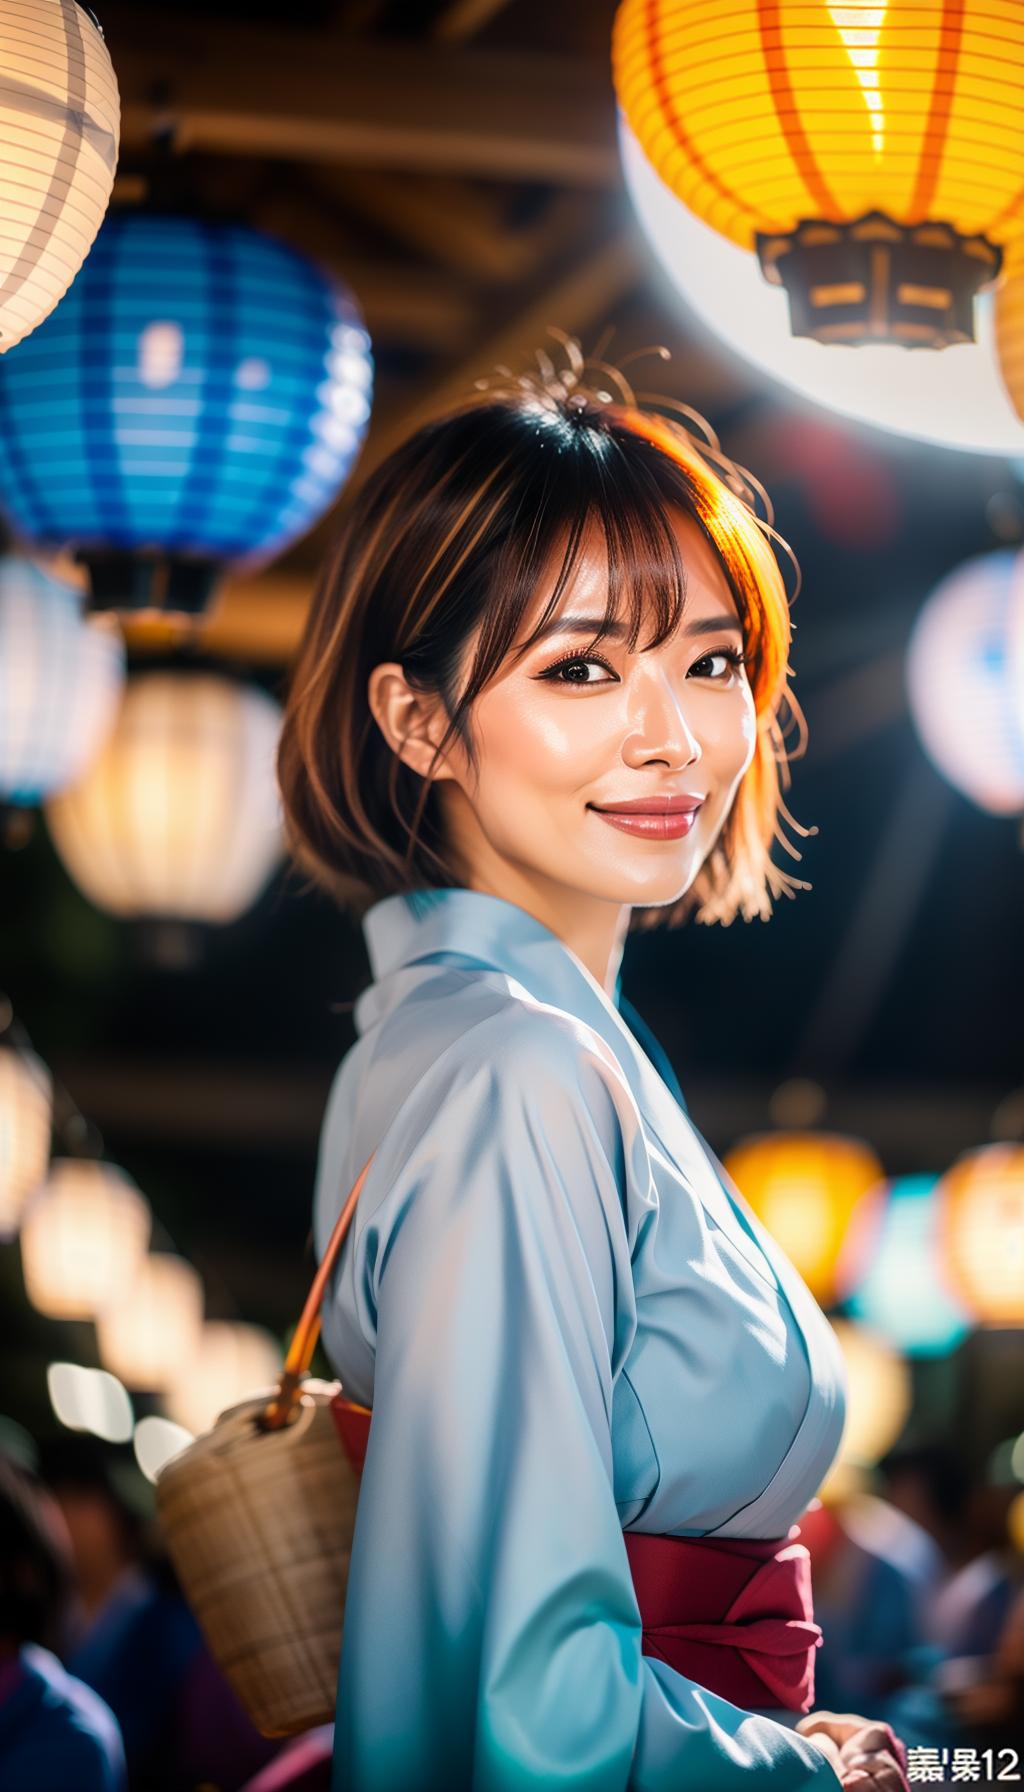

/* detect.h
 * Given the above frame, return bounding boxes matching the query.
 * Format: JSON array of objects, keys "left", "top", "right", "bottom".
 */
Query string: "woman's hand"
[
  {"left": 833, "top": 1726, "right": 908, "bottom": 1792},
  {"left": 795, "top": 1713, "right": 910, "bottom": 1792}
]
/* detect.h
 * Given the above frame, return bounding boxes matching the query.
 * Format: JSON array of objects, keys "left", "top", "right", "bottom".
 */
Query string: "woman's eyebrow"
[{"left": 531, "top": 611, "right": 742, "bottom": 642}]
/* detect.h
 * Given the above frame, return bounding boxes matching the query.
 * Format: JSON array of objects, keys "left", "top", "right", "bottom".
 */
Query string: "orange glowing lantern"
[
  {"left": 996, "top": 240, "right": 1024, "bottom": 423},
  {"left": 724, "top": 1131, "right": 885, "bottom": 1305},
  {"left": 612, "top": 0, "right": 1024, "bottom": 346},
  {"left": 936, "top": 1144, "right": 1024, "bottom": 1326}
]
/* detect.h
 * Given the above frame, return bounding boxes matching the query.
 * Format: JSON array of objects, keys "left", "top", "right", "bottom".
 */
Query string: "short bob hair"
[{"left": 277, "top": 354, "right": 812, "bottom": 931}]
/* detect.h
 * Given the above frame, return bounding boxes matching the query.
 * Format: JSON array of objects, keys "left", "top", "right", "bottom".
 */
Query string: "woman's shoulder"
[
  {"left": 314, "top": 948, "right": 663, "bottom": 1276},
  {"left": 375, "top": 963, "right": 636, "bottom": 1116},
  {"left": 335, "top": 959, "right": 629, "bottom": 1108},
  {"left": 318, "top": 967, "right": 646, "bottom": 1235}
]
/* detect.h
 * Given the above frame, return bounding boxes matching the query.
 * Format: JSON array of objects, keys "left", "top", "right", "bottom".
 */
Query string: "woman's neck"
[{"left": 464, "top": 865, "right": 630, "bottom": 995}]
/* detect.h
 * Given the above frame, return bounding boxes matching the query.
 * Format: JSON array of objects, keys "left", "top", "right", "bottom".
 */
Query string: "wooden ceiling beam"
[
  {"left": 103, "top": 10, "right": 618, "bottom": 184},
  {"left": 319, "top": 168, "right": 601, "bottom": 283},
  {"left": 431, "top": 0, "right": 515, "bottom": 43},
  {"left": 243, "top": 170, "right": 482, "bottom": 349},
  {"left": 118, "top": 570, "right": 316, "bottom": 667}
]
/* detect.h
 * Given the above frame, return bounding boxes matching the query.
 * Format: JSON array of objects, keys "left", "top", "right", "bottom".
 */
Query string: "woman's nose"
[{"left": 621, "top": 671, "right": 702, "bottom": 770}]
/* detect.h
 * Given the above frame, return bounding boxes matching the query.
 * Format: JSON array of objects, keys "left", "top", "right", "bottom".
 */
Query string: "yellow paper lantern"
[
  {"left": 163, "top": 1322, "right": 283, "bottom": 1437},
  {"left": 0, "top": 1, "right": 120, "bottom": 350},
  {"left": 612, "top": 0, "right": 1023, "bottom": 345},
  {"left": 0, "top": 1045, "right": 52, "bottom": 1237},
  {"left": 21, "top": 1158, "right": 151, "bottom": 1319},
  {"left": 995, "top": 239, "right": 1024, "bottom": 422},
  {"left": 96, "top": 1253, "right": 204, "bottom": 1391},
  {"left": 936, "top": 1144, "right": 1024, "bottom": 1325},
  {"left": 44, "top": 671, "right": 284, "bottom": 923},
  {"left": 619, "top": 119, "right": 1024, "bottom": 456},
  {"left": 724, "top": 1130, "right": 885, "bottom": 1305},
  {"left": 820, "top": 1319, "right": 911, "bottom": 1490}
]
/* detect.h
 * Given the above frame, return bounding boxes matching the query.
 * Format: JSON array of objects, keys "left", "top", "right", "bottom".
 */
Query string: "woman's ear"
[{"left": 367, "top": 662, "right": 457, "bottom": 783}]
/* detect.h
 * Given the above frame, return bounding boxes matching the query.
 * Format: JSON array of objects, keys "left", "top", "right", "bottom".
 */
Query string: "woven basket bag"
[{"left": 155, "top": 1154, "right": 375, "bottom": 1738}]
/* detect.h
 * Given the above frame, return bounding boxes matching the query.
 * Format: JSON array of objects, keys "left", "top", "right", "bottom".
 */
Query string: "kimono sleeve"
[{"left": 331, "top": 1008, "right": 843, "bottom": 1792}]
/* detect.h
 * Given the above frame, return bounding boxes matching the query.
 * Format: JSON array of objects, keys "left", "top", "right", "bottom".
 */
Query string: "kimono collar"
[
  {"left": 361, "top": 887, "right": 674, "bottom": 1126},
  {"left": 366, "top": 882, "right": 618, "bottom": 1005}
]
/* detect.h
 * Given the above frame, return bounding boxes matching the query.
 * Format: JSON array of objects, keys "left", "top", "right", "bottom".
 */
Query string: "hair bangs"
[{"left": 473, "top": 436, "right": 693, "bottom": 705}]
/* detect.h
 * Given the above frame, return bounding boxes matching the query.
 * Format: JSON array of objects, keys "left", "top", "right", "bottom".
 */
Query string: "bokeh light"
[{"left": 47, "top": 1361, "right": 133, "bottom": 1445}]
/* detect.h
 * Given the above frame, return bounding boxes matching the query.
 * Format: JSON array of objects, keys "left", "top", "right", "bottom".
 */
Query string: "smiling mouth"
[{"left": 587, "top": 804, "right": 702, "bottom": 840}]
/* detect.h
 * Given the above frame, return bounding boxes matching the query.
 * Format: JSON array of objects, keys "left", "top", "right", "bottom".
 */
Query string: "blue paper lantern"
[{"left": 0, "top": 212, "right": 374, "bottom": 615}]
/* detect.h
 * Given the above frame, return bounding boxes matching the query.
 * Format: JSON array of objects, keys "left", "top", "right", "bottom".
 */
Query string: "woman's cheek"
[{"left": 496, "top": 687, "right": 582, "bottom": 768}]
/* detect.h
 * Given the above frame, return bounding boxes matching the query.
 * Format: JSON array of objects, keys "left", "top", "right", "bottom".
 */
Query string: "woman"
[{"left": 277, "top": 349, "right": 911, "bottom": 1792}]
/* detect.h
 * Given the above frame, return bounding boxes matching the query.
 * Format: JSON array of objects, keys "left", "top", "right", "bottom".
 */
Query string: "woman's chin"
[{"left": 580, "top": 853, "right": 700, "bottom": 909}]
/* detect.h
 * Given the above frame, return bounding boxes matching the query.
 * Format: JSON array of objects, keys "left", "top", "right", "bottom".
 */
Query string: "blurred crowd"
[
  {"left": 804, "top": 1443, "right": 1024, "bottom": 1757},
  {"left": 0, "top": 1434, "right": 1020, "bottom": 1792}
]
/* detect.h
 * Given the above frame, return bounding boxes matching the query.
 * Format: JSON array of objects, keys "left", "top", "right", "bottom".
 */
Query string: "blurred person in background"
[
  {"left": 801, "top": 1482, "right": 960, "bottom": 1752},
  {"left": 879, "top": 1444, "right": 1016, "bottom": 1659},
  {"left": 799, "top": 1495, "right": 927, "bottom": 1712},
  {"left": 0, "top": 1449, "right": 125, "bottom": 1791},
  {"left": 877, "top": 1442, "right": 1023, "bottom": 1747},
  {"left": 39, "top": 1435, "right": 281, "bottom": 1792}
]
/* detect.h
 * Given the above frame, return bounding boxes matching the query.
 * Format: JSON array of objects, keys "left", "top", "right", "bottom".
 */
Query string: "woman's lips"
[{"left": 588, "top": 806, "right": 701, "bottom": 840}]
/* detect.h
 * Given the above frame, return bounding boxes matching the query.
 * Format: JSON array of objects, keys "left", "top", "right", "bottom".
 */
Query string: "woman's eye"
[
  {"left": 540, "top": 652, "right": 617, "bottom": 687},
  {"left": 689, "top": 647, "right": 747, "bottom": 681},
  {"left": 538, "top": 645, "right": 746, "bottom": 687}
]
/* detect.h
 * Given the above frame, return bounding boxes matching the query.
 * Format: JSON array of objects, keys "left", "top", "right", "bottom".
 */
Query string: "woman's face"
[{"left": 433, "top": 507, "right": 758, "bottom": 919}]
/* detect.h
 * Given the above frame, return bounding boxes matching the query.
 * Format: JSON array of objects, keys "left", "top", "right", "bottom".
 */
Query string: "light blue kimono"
[{"left": 313, "top": 888, "right": 848, "bottom": 1791}]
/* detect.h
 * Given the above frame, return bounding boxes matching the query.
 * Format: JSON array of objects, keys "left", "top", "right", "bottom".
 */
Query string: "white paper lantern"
[
  {"left": 163, "top": 1321, "right": 283, "bottom": 1437},
  {"left": 21, "top": 1157, "right": 151, "bottom": 1319},
  {"left": 0, "top": 1044, "right": 52, "bottom": 1237},
  {"left": 619, "top": 119, "right": 1024, "bottom": 458},
  {"left": 47, "top": 1360, "right": 132, "bottom": 1443},
  {"left": 96, "top": 1253, "right": 204, "bottom": 1391},
  {"left": 825, "top": 1319, "right": 912, "bottom": 1476},
  {"left": 0, "top": 1, "right": 120, "bottom": 351},
  {"left": 45, "top": 671, "right": 284, "bottom": 922},
  {"left": 0, "top": 558, "right": 125, "bottom": 805},
  {"left": 133, "top": 1415, "right": 193, "bottom": 1484},
  {"left": 906, "top": 550, "right": 1024, "bottom": 815}
]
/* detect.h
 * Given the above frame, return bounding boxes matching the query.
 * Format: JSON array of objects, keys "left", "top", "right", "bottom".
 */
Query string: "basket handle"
[{"left": 261, "top": 1150, "right": 376, "bottom": 1431}]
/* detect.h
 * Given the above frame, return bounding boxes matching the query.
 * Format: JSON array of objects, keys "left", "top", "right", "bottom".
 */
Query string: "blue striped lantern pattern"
[{"left": 0, "top": 211, "right": 374, "bottom": 615}]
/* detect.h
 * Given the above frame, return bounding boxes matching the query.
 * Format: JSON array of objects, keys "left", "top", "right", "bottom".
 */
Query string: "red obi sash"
[
  {"left": 331, "top": 1398, "right": 820, "bottom": 1714},
  {"left": 624, "top": 1526, "right": 821, "bottom": 1712}
]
